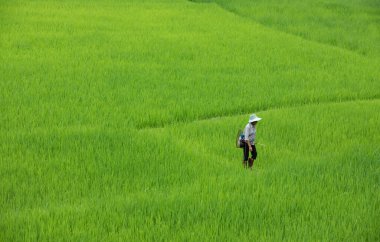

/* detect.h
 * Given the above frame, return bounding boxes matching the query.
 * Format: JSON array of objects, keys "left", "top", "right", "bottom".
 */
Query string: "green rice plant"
[
  {"left": 211, "top": 0, "right": 380, "bottom": 59},
  {"left": 1, "top": 0, "right": 379, "bottom": 132},
  {"left": 0, "top": 0, "right": 379, "bottom": 241}
]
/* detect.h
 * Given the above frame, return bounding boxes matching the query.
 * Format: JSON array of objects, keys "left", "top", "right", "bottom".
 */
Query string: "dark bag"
[{"left": 236, "top": 129, "right": 245, "bottom": 148}]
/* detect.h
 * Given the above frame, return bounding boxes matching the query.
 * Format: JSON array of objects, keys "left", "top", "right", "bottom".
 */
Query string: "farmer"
[{"left": 243, "top": 114, "right": 262, "bottom": 169}]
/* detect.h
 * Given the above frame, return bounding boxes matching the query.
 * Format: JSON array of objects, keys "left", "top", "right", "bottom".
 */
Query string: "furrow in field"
[
  {"left": 209, "top": 1, "right": 379, "bottom": 60},
  {"left": 138, "top": 96, "right": 380, "bottom": 130}
]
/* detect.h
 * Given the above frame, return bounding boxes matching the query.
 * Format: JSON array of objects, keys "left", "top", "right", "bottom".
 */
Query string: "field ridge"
[
  {"left": 191, "top": 0, "right": 380, "bottom": 60},
  {"left": 137, "top": 95, "right": 380, "bottom": 130}
]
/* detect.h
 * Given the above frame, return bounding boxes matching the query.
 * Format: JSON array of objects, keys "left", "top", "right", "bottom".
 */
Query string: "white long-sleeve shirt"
[{"left": 244, "top": 123, "right": 256, "bottom": 145}]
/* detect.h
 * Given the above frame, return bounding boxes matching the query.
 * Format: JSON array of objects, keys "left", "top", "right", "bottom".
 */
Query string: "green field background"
[{"left": 1, "top": 0, "right": 379, "bottom": 241}]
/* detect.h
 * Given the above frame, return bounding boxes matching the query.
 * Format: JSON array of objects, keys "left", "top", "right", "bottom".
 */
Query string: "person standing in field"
[{"left": 243, "top": 114, "right": 262, "bottom": 169}]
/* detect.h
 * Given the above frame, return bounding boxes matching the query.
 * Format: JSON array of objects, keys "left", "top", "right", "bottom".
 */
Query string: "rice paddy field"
[{"left": 1, "top": 0, "right": 380, "bottom": 241}]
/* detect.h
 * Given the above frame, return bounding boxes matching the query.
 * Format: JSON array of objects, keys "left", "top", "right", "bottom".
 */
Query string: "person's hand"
[{"left": 249, "top": 146, "right": 253, "bottom": 152}]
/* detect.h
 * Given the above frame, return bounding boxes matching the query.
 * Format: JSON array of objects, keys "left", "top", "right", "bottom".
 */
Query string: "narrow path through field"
[{"left": 138, "top": 95, "right": 380, "bottom": 130}]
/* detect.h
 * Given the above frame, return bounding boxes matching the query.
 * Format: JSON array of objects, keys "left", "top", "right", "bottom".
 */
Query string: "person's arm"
[{"left": 247, "top": 141, "right": 252, "bottom": 151}]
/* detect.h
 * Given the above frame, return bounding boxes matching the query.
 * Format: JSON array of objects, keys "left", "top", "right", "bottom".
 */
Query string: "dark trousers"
[{"left": 243, "top": 143, "right": 257, "bottom": 161}]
